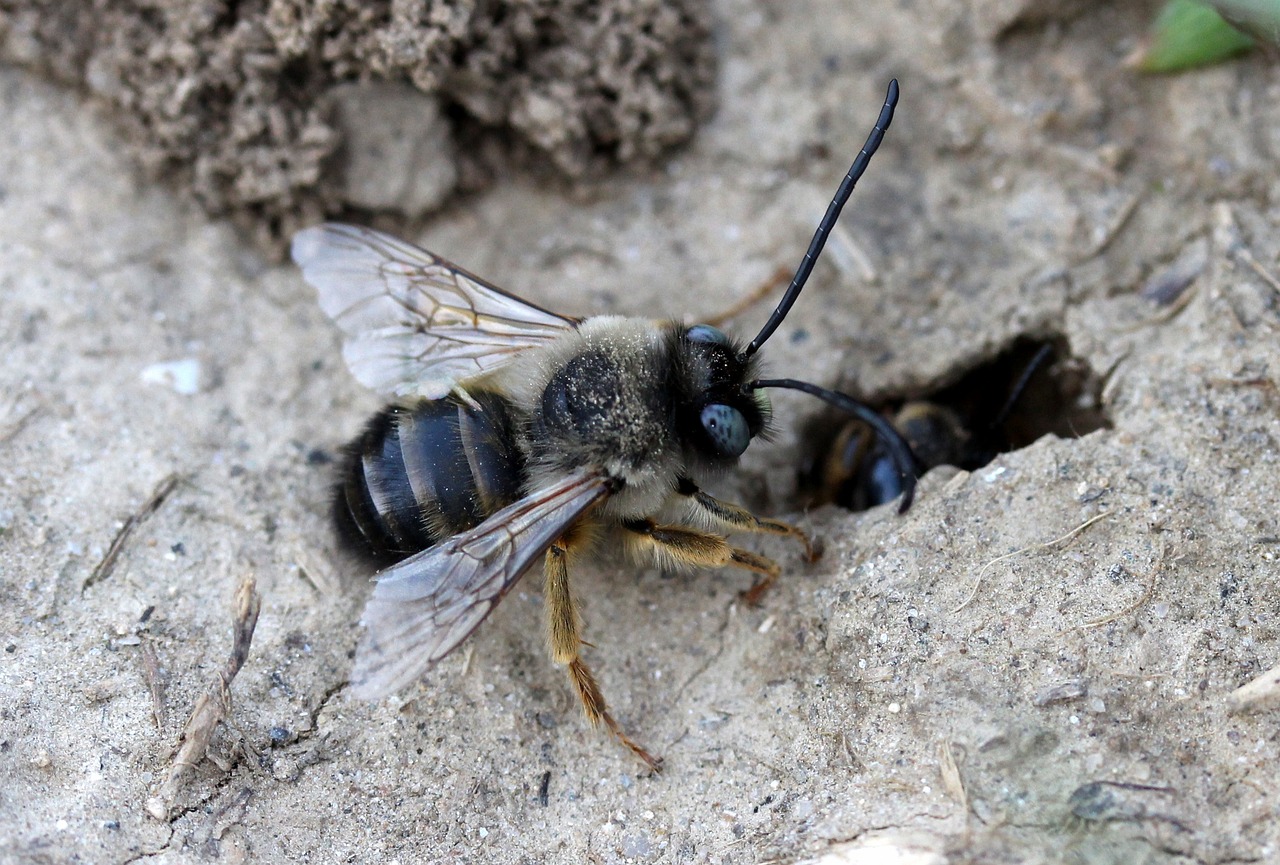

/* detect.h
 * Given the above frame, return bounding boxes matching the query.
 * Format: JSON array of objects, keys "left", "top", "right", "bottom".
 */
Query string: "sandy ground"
[{"left": 3, "top": 1, "right": 1280, "bottom": 863}]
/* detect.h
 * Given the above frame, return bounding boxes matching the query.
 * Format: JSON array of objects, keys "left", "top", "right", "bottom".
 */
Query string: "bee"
[
  {"left": 292, "top": 80, "right": 913, "bottom": 771},
  {"left": 805, "top": 343, "right": 1056, "bottom": 510}
]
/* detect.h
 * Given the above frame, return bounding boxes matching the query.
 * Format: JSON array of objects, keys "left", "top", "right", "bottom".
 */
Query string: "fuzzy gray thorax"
[{"left": 500, "top": 316, "right": 686, "bottom": 519}]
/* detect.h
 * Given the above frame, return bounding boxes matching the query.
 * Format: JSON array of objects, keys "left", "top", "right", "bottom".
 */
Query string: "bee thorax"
[{"left": 531, "top": 326, "right": 677, "bottom": 475}]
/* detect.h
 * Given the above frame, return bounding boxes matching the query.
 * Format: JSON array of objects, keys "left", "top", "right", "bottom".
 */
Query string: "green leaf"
[
  {"left": 1204, "top": 0, "right": 1280, "bottom": 47},
  {"left": 1132, "top": 0, "right": 1255, "bottom": 73}
]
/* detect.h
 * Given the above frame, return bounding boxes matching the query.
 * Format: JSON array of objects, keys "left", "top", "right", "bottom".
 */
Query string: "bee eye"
[
  {"left": 700, "top": 403, "right": 750, "bottom": 457},
  {"left": 687, "top": 324, "right": 730, "bottom": 345}
]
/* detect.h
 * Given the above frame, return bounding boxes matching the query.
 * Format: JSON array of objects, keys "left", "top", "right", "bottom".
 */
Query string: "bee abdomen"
[{"left": 334, "top": 392, "right": 526, "bottom": 567}]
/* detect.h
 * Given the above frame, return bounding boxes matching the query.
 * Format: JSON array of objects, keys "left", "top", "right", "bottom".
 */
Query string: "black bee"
[{"left": 292, "top": 80, "right": 912, "bottom": 770}]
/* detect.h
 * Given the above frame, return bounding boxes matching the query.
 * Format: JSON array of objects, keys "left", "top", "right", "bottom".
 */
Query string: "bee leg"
[
  {"left": 544, "top": 534, "right": 663, "bottom": 773},
  {"left": 676, "top": 476, "right": 816, "bottom": 563},
  {"left": 621, "top": 518, "right": 782, "bottom": 606}
]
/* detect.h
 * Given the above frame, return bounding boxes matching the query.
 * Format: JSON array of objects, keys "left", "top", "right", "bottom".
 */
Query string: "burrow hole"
[{"left": 799, "top": 336, "right": 1112, "bottom": 511}]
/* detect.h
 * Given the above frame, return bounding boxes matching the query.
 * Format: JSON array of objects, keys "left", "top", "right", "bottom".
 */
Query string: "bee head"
[
  {"left": 675, "top": 324, "right": 770, "bottom": 464},
  {"left": 674, "top": 80, "right": 899, "bottom": 470}
]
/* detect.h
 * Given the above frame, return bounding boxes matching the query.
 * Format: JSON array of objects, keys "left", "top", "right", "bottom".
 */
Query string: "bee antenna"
[
  {"left": 740, "top": 79, "right": 899, "bottom": 360},
  {"left": 749, "top": 377, "right": 919, "bottom": 513},
  {"left": 988, "top": 343, "right": 1054, "bottom": 432}
]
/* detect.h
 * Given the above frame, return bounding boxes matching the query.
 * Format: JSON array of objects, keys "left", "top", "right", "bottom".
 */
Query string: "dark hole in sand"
[{"left": 799, "top": 336, "right": 1112, "bottom": 511}]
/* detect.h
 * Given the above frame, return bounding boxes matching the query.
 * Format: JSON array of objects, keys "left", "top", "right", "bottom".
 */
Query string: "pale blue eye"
[
  {"left": 701, "top": 404, "right": 750, "bottom": 457},
  {"left": 687, "top": 324, "right": 729, "bottom": 345}
]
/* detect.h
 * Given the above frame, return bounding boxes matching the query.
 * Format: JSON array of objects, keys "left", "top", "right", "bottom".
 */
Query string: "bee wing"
[
  {"left": 292, "top": 223, "right": 578, "bottom": 399},
  {"left": 349, "top": 470, "right": 612, "bottom": 699}
]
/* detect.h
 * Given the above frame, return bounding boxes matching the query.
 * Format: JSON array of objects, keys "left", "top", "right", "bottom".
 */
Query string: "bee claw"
[{"left": 637, "top": 750, "right": 665, "bottom": 774}]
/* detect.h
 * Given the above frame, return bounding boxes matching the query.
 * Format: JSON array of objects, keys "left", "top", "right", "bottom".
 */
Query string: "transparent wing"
[
  {"left": 292, "top": 223, "right": 578, "bottom": 399},
  {"left": 349, "top": 471, "right": 612, "bottom": 699}
]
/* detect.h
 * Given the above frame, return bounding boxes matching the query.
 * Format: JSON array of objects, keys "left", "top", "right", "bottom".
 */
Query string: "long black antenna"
[
  {"left": 742, "top": 79, "right": 899, "bottom": 359},
  {"left": 751, "top": 377, "right": 918, "bottom": 513}
]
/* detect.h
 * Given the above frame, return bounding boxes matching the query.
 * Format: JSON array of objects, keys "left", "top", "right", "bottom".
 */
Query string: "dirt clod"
[{"left": 0, "top": 0, "right": 716, "bottom": 255}]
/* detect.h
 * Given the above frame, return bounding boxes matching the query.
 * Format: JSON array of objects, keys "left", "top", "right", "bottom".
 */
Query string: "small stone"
[{"left": 332, "top": 83, "right": 458, "bottom": 218}]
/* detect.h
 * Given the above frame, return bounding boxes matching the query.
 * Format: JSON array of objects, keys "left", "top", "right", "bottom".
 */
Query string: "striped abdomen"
[{"left": 334, "top": 391, "right": 527, "bottom": 567}]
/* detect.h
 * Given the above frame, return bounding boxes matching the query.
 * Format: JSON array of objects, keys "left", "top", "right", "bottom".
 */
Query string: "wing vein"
[
  {"left": 292, "top": 222, "right": 577, "bottom": 399},
  {"left": 348, "top": 471, "right": 611, "bottom": 699}
]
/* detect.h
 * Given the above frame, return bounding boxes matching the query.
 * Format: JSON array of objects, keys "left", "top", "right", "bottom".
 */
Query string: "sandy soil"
[{"left": 2, "top": 1, "right": 1279, "bottom": 863}]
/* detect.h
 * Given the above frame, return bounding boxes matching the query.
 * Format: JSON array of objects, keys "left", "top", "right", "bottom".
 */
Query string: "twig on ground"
[
  {"left": 951, "top": 511, "right": 1114, "bottom": 613},
  {"left": 1227, "top": 659, "right": 1280, "bottom": 714},
  {"left": 1076, "top": 542, "right": 1168, "bottom": 630},
  {"left": 84, "top": 473, "right": 180, "bottom": 592},
  {"left": 140, "top": 637, "right": 168, "bottom": 729},
  {"left": 704, "top": 266, "right": 790, "bottom": 327},
  {"left": 146, "top": 574, "right": 261, "bottom": 821}
]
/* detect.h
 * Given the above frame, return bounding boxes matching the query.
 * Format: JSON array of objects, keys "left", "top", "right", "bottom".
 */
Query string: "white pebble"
[{"left": 140, "top": 358, "right": 200, "bottom": 395}]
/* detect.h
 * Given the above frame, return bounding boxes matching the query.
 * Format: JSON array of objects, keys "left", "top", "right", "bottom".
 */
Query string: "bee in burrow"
[
  {"left": 292, "top": 80, "right": 914, "bottom": 771},
  {"left": 807, "top": 344, "right": 1055, "bottom": 511}
]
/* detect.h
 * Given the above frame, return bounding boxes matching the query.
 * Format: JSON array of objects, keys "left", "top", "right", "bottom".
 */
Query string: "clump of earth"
[{"left": 0, "top": 0, "right": 714, "bottom": 253}]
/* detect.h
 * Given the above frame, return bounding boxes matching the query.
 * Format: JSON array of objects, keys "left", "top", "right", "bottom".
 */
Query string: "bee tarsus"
[{"left": 546, "top": 528, "right": 664, "bottom": 772}]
